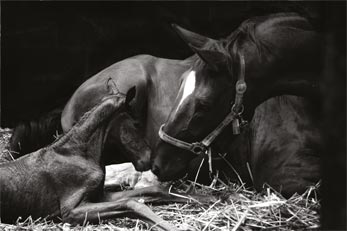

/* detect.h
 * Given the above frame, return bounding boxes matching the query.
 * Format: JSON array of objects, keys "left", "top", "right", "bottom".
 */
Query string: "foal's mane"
[{"left": 47, "top": 94, "right": 125, "bottom": 150}]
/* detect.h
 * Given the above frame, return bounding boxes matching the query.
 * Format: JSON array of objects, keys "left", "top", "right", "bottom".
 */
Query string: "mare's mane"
[{"left": 191, "top": 12, "right": 314, "bottom": 81}]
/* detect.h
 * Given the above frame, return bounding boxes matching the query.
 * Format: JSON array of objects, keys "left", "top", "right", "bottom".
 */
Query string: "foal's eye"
[{"left": 132, "top": 121, "right": 141, "bottom": 129}]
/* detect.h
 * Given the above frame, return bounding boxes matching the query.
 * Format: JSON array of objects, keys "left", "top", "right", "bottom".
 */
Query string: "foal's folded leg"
[
  {"left": 102, "top": 185, "right": 216, "bottom": 205},
  {"left": 104, "top": 163, "right": 141, "bottom": 190},
  {"left": 64, "top": 199, "right": 178, "bottom": 231}
]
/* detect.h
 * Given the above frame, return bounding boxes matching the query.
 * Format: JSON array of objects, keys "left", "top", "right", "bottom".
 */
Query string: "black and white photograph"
[{"left": 0, "top": 1, "right": 345, "bottom": 230}]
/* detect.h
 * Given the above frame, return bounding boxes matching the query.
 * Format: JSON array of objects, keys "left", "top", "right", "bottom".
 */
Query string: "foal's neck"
[{"left": 49, "top": 99, "right": 120, "bottom": 163}]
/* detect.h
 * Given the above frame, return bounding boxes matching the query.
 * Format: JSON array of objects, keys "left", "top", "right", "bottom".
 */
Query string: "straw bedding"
[{"left": 0, "top": 128, "right": 320, "bottom": 230}]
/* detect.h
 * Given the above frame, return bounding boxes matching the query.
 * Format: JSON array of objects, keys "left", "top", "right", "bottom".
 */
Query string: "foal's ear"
[{"left": 125, "top": 86, "right": 136, "bottom": 105}]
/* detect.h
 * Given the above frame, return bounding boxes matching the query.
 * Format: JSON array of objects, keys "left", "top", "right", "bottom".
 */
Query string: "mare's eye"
[{"left": 196, "top": 101, "right": 211, "bottom": 112}]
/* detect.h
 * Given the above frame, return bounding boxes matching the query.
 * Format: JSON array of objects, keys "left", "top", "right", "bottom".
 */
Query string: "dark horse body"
[
  {"left": 60, "top": 55, "right": 191, "bottom": 149},
  {"left": 10, "top": 12, "right": 321, "bottom": 197},
  {"left": 248, "top": 96, "right": 321, "bottom": 196},
  {"left": 10, "top": 55, "right": 189, "bottom": 168}
]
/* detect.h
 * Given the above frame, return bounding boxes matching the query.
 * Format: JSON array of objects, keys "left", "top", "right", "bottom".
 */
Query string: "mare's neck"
[
  {"left": 243, "top": 71, "right": 319, "bottom": 122},
  {"left": 250, "top": 95, "right": 319, "bottom": 130}
]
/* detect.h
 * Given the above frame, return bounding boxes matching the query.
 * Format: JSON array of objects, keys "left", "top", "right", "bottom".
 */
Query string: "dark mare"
[
  {"left": 10, "top": 12, "right": 321, "bottom": 197},
  {"left": 152, "top": 12, "right": 321, "bottom": 197},
  {"left": 1, "top": 89, "right": 210, "bottom": 230}
]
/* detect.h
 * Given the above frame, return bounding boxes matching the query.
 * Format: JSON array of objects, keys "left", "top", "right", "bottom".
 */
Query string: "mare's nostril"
[{"left": 151, "top": 164, "right": 160, "bottom": 177}]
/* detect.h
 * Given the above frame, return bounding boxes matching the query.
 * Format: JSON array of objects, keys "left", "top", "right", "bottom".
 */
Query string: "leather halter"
[{"left": 159, "top": 53, "right": 247, "bottom": 157}]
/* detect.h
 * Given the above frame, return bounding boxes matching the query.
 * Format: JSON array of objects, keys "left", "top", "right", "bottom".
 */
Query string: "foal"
[
  {"left": 0, "top": 91, "right": 179, "bottom": 230},
  {"left": 9, "top": 91, "right": 151, "bottom": 173}
]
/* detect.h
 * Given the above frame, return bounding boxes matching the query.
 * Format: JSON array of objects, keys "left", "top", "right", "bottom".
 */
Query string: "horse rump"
[{"left": 9, "top": 106, "right": 63, "bottom": 158}]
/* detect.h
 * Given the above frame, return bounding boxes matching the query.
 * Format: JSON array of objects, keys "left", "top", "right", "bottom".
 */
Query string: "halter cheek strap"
[
  {"left": 158, "top": 125, "right": 207, "bottom": 154},
  {"left": 159, "top": 106, "right": 243, "bottom": 155},
  {"left": 233, "top": 53, "right": 247, "bottom": 112},
  {"left": 158, "top": 53, "right": 247, "bottom": 157}
]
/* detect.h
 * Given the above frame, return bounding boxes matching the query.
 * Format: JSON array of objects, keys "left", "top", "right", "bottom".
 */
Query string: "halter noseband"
[{"left": 158, "top": 53, "right": 247, "bottom": 157}]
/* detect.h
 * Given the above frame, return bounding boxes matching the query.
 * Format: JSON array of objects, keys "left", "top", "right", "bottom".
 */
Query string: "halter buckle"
[
  {"left": 191, "top": 142, "right": 208, "bottom": 155},
  {"left": 236, "top": 80, "right": 247, "bottom": 94}
]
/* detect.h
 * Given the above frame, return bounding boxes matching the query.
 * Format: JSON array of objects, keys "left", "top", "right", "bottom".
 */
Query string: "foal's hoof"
[
  {"left": 134, "top": 170, "right": 160, "bottom": 189},
  {"left": 105, "top": 163, "right": 141, "bottom": 188}
]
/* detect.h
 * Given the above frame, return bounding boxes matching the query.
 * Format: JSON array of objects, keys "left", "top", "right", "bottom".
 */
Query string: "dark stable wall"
[
  {"left": 320, "top": 3, "right": 346, "bottom": 230},
  {"left": 1, "top": 1, "right": 324, "bottom": 127},
  {"left": 1, "top": 2, "right": 346, "bottom": 229}
]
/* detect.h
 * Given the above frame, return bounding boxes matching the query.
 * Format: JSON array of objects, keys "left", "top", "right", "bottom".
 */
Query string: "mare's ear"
[
  {"left": 189, "top": 46, "right": 228, "bottom": 71},
  {"left": 125, "top": 86, "right": 136, "bottom": 105},
  {"left": 172, "top": 24, "right": 228, "bottom": 70},
  {"left": 171, "top": 24, "right": 217, "bottom": 48}
]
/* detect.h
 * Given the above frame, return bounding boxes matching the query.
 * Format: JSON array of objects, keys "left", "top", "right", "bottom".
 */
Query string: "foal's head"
[
  {"left": 104, "top": 107, "right": 151, "bottom": 172},
  {"left": 94, "top": 86, "right": 151, "bottom": 172},
  {"left": 55, "top": 86, "right": 151, "bottom": 172}
]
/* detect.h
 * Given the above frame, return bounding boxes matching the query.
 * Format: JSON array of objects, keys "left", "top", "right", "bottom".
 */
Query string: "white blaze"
[{"left": 177, "top": 70, "right": 196, "bottom": 111}]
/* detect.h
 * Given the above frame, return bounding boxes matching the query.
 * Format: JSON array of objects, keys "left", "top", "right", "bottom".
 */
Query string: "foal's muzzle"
[{"left": 133, "top": 149, "right": 151, "bottom": 172}]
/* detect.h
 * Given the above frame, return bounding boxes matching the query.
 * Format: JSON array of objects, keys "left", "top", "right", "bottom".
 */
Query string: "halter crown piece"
[{"left": 158, "top": 53, "right": 248, "bottom": 157}]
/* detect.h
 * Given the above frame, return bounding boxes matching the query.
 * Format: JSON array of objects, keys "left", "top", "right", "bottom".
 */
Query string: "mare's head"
[{"left": 152, "top": 12, "right": 320, "bottom": 181}]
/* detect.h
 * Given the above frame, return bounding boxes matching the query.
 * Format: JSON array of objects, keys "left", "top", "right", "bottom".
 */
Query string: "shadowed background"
[
  {"left": 1, "top": 1, "right": 345, "bottom": 229},
  {"left": 2, "top": 1, "right": 327, "bottom": 126}
]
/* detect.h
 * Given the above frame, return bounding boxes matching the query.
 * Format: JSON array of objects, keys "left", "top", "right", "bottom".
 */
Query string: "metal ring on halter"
[
  {"left": 191, "top": 142, "right": 207, "bottom": 155},
  {"left": 231, "top": 103, "right": 244, "bottom": 115}
]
